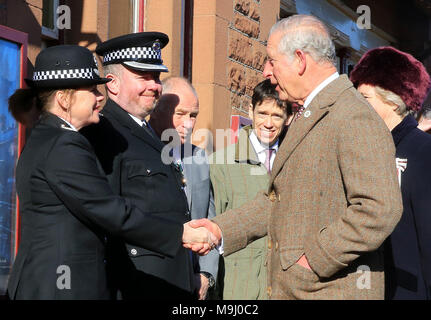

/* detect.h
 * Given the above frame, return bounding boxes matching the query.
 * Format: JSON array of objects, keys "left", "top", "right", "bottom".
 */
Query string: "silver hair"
[
  {"left": 162, "top": 76, "right": 198, "bottom": 99},
  {"left": 374, "top": 86, "right": 408, "bottom": 116},
  {"left": 269, "top": 15, "right": 336, "bottom": 65},
  {"left": 103, "top": 63, "right": 123, "bottom": 78}
]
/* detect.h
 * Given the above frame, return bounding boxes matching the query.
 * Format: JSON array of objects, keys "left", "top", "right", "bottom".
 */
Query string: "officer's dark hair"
[
  {"left": 8, "top": 88, "right": 75, "bottom": 126},
  {"left": 251, "top": 79, "right": 291, "bottom": 115}
]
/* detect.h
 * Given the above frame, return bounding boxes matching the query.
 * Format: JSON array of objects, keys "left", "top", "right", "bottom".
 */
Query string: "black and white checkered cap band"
[
  {"left": 103, "top": 47, "right": 161, "bottom": 63},
  {"left": 33, "top": 68, "right": 95, "bottom": 81}
]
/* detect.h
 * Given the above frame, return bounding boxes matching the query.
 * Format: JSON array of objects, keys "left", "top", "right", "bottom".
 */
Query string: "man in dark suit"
[
  {"left": 82, "top": 33, "right": 197, "bottom": 299},
  {"left": 149, "top": 77, "right": 218, "bottom": 300}
]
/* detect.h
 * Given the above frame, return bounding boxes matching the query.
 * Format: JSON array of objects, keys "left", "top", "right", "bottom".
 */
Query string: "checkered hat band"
[
  {"left": 33, "top": 68, "right": 94, "bottom": 81},
  {"left": 103, "top": 47, "right": 161, "bottom": 63}
]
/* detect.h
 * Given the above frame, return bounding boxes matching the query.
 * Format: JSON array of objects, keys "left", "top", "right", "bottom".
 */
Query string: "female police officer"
[{"left": 7, "top": 45, "right": 213, "bottom": 299}]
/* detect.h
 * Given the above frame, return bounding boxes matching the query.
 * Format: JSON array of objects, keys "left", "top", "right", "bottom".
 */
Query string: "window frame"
[
  {"left": 41, "top": 0, "right": 60, "bottom": 40},
  {"left": 0, "top": 25, "right": 28, "bottom": 260}
]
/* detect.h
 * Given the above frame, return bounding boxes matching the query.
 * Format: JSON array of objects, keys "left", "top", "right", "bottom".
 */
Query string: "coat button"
[
  {"left": 131, "top": 249, "right": 137, "bottom": 256},
  {"left": 267, "top": 286, "right": 272, "bottom": 298},
  {"left": 146, "top": 169, "right": 151, "bottom": 174},
  {"left": 269, "top": 191, "right": 276, "bottom": 202}
]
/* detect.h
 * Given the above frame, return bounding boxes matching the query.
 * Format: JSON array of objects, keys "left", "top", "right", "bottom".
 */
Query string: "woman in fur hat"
[
  {"left": 350, "top": 46, "right": 431, "bottom": 300},
  {"left": 7, "top": 45, "right": 212, "bottom": 300}
]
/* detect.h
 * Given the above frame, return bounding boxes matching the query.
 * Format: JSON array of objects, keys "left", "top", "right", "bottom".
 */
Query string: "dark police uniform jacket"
[
  {"left": 385, "top": 115, "right": 431, "bottom": 300},
  {"left": 7, "top": 113, "right": 183, "bottom": 300},
  {"left": 82, "top": 99, "right": 194, "bottom": 299}
]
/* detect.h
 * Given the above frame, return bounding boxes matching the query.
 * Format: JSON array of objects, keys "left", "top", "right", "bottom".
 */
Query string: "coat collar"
[
  {"left": 270, "top": 74, "right": 353, "bottom": 182},
  {"left": 39, "top": 112, "right": 76, "bottom": 131},
  {"left": 102, "top": 99, "right": 165, "bottom": 152},
  {"left": 235, "top": 125, "right": 260, "bottom": 165},
  {"left": 391, "top": 115, "right": 418, "bottom": 147}
]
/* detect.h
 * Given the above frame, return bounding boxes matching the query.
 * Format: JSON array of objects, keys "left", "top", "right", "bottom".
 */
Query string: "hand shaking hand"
[{"left": 182, "top": 219, "right": 222, "bottom": 256}]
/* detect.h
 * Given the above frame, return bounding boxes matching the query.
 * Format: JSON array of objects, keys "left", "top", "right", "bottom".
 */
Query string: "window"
[
  {"left": 42, "top": 0, "right": 60, "bottom": 39},
  {"left": 0, "top": 25, "right": 27, "bottom": 296}
]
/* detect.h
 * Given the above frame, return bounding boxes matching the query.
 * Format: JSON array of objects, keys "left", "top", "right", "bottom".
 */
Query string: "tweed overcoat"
[
  {"left": 210, "top": 125, "right": 268, "bottom": 300},
  {"left": 213, "top": 75, "right": 403, "bottom": 300}
]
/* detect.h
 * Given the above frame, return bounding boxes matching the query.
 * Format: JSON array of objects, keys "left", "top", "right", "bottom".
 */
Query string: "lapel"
[
  {"left": 102, "top": 99, "right": 165, "bottom": 153},
  {"left": 270, "top": 75, "right": 353, "bottom": 184},
  {"left": 235, "top": 125, "right": 261, "bottom": 165}
]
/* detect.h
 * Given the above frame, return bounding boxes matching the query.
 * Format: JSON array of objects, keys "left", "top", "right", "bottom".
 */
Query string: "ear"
[
  {"left": 248, "top": 103, "right": 254, "bottom": 120},
  {"left": 295, "top": 49, "right": 307, "bottom": 76},
  {"left": 105, "top": 73, "right": 120, "bottom": 96},
  {"left": 55, "top": 90, "right": 69, "bottom": 111}
]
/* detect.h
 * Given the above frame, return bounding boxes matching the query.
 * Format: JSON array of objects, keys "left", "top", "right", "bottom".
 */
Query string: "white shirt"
[
  {"left": 249, "top": 130, "right": 279, "bottom": 171},
  {"left": 303, "top": 72, "right": 340, "bottom": 109},
  {"left": 128, "top": 113, "right": 147, "bottom": 127},
  {"left": 58, "top": 116, "right": 78, "bottom": 132}
]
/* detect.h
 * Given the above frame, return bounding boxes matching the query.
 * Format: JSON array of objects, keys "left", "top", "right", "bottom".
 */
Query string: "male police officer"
[{"left": 82, "top": 32, "right": 197, "bottom": 300}]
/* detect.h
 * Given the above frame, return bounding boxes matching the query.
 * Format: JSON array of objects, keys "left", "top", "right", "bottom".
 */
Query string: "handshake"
[{"left": 182, "top": 219, "right": 222, "bottom": 255}]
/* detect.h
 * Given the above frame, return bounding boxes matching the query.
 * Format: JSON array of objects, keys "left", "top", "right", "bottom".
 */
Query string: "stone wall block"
[
  {"left": 231, "top": 92, "right": 241, "bottom": 109},
  {"left": 234, "top": 0, "right": 250, "bottom": 16},
  {"left": 245, "top": 68, "right": 263, "bottom": 97},
  {"left": 228, "top": 32, "right": 252, "bottom": 65},
  {"left": 252, "top": 42, "right": 266, "bottom": 71},
  {"left": 250, "top": 1, "right": 260, "bottom": 22},
  {"left": 234, "top": 14, "right": 259, "bottom": 38},
  {"left": 228, "top": 63, "right": 246, "bottom": 94}
]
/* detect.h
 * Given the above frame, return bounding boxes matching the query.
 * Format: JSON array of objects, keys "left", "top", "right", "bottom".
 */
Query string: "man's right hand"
[{"left": 183, "top": 219, "right": 222, "bottom": 255}]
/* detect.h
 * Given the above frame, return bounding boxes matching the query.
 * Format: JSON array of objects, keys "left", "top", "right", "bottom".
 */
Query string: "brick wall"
[{"left": 228, "top": 0, "right": 267, "bottom": 116}]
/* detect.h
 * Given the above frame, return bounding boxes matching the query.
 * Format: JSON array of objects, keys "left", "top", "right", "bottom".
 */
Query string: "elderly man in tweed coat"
[{"left": 187, "top": 14, "right": 403, "bottom": 300}]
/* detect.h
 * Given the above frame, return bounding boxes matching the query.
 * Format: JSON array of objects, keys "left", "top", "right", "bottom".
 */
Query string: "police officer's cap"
[
  {"left": 25, "top": 45, "right": 110, "bottom": 89},
  {"left": 96, "top": 32, "right": 169, "bottom": 73}
]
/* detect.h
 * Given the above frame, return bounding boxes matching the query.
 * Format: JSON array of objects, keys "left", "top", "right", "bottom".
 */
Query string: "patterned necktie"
[
  {"left": 294, "top": 105, "right": 306, "bottom": 122},
  {"left": 264, "top": 148, "right": 274, "bottom": 174}
]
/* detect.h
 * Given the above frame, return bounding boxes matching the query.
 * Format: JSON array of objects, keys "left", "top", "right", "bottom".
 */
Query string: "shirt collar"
[
  {"left": 128, "top": 113, "right": 146, "bottom": 127},
  {"left": 249, "top": 130, "right": 279, "bottom": 154},
  {"left": 303, "top": 72, "right": 340, "bottom": 109},
  {"left": 58, "top": 117, "right": 78, "bottom": 131}
]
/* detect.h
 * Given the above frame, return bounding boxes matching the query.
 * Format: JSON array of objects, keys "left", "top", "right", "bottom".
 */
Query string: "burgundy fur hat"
[{"left": 350, "top": 46, "right": 431, "bottom": 111}]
